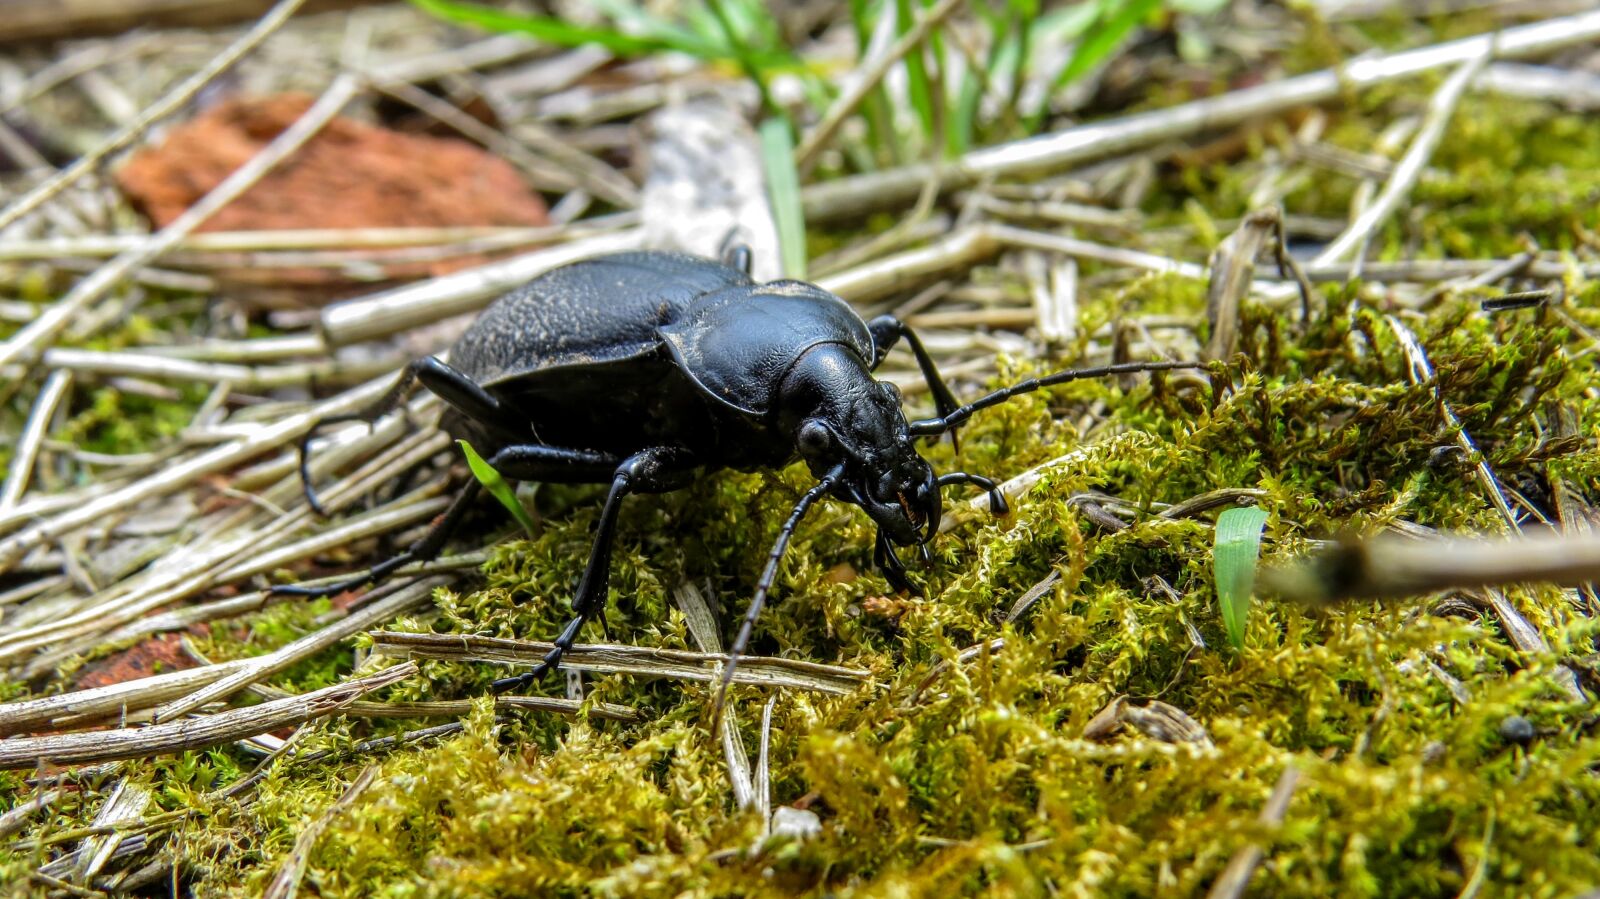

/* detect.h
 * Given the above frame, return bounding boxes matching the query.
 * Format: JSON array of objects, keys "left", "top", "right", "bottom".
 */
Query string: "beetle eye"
[{"left": 797, "top": 420, "right": 834, "bottom": 456}]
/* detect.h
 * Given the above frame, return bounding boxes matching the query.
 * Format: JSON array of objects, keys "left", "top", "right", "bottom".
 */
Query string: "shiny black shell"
[{"left": 441, "top": 250, "right": 875, "bottom": 469}]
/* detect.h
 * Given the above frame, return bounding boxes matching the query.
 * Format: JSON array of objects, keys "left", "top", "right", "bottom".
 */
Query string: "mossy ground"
[{"left": 5, "top": 62, "right": 1600, "bottom": 899}]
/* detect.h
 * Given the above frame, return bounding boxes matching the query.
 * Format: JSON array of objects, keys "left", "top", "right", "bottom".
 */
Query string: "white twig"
[
  {"left": 0, "top": 664, "right": 416, "bottom": 769},
  {"left": 0, "top": 73, "right": 363, "bottom": 369},
  {"left": 1, "top": 371, "right": 71, "bottom": 509},
  {"left": 1314, "top": 52, "right": 1489, "bottom": 266},
  {"left": 801, "top": 11, "right": 1600, "bottom": 222},
  {"left": 152, "top": 577, "right": 448, "bottom": 723},
  {"left": 795, "top": 0, "right": 966, "bottom": 173},
  {"left": 0, "top": 0, "right": 309, "bottom": 233}
]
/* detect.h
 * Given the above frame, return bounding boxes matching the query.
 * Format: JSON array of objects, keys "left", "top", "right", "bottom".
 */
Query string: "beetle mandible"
[{"left": 278, "top": 246, "right": 1198, "bottom": 700}]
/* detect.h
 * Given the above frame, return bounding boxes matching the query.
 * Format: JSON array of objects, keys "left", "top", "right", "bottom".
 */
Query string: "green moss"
[
  {"left": 90, "top": 255, "right": 1591, "bottom": 897},
  {"left": 7, "top": 41, "right": 1600, "bottom": 899},
  {"left": 1145, "top": 92, "right": 1600, "bottom": 263}
]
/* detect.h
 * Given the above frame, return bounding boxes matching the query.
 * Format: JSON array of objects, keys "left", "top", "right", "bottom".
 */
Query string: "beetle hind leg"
[
  {"left": 272, "top": 480, "right": 484, "bottom": 598},
  {"left": 300, "top": 357, "right": 519, "bottom": 516}
]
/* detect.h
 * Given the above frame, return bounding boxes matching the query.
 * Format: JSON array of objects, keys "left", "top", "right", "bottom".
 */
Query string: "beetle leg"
[
  {"left": 937, "top": 471, "right": 1010, "bottom": 516},
  {"left": 299, "top": 357, "right": 519, "bottom": 516},
  {"left": 721, "top": 241, "right": 753, "bottom": 275},
  {"left": 867, "top": 315, "right": 963, "bottom": 448},
  {"left": 271, "top": 479, "right": 484, "bottom": 598},
  {"left": 493, "top": 446, "right": 698, "bottom": 694},
  {"left": 410, "top": 356, "right": 512, "bottom": 427},
  {"left": 874, "top": 530, "right": 916, "bottom": 593},
  {"left": 487, "top": 443, "right": 622, "bottom": 483},
  {"left": 711, "top": 464, "right": 845, "bottom": 732}
]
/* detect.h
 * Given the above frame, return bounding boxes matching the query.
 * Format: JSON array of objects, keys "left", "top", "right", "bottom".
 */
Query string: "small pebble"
[
  {"left": 770, "top": 806, "right": 822, "bottom": 841},
  {"left": 1498, "top": 715, "right": 1535, "bottom": 745}
]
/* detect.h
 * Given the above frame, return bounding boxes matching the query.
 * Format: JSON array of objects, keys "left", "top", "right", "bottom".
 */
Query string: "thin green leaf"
[
  {"left": 1214, "top": 505, "right": 1270, "bottom": 650},
  {"left": 1076, "top": 0, "right": 1160, "bottom": 76},
  {"left": 704, "top": 0, "right": 776, "bottom": 114},
  {"left": 1030, "top": 0, "right": 1162, "bottom": 130},
  {"left": 849, "top": 0, "right": 899, "bottom": 167},
  {"left": 760, "top": 116, "right": 807, "bottom": 279},
  {"left": 458, "top": 439, "right": 537, "bottom": 539},
  {"left": 410, "top": 0, "right": 693, "bottom": 56},
  {"left": 951, "top": 18, "right": 1019, "bottom": 154},
  {"left": 896, "top": 0, "right": 938, "bottom": 146}
]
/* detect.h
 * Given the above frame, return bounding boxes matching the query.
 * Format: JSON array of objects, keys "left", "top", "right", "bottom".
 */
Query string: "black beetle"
[{"left": 279, "top": 245, "right": 1197, "bottom": 701}]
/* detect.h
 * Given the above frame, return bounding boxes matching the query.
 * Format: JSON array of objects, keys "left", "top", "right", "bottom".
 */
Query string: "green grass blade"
[
  {"left": 1030, "top": 0, "right": 1163, "bottom": 131},
  {"left": 760, "top": 116, "right": 807, "bottom": 279},
  {"left": 896, "top": 0, "right": 937, "bottom": 147},
  {"left": 1214, "top": 505, "right": 1270, "bottom": 650},
  {"left": 458, "top": 439, "right": 537, "bottom": 539},
  {"left": 411, "top": 0, "right": 682, "bottom": 55}
]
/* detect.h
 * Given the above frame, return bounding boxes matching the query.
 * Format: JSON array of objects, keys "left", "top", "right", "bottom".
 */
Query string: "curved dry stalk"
[
  {"left": 0, "top": 664, "right": 416, "bottom": 769},
  {"left": 370, "top": 632, "right": 870, "bottom": 695}
]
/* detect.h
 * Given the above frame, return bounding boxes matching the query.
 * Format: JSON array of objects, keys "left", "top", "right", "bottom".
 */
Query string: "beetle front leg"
[
  {"left": 492, "top": 446, "right": 698, "bottom": 694},
  {"left": 867, "top": 314, "right": 961, "bottom": 426}
]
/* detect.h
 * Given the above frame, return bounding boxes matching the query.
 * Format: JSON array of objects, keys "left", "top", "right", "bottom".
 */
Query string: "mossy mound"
[
  {"left": 5, "top": 73, "right": 1600, "bottom": 899},
  {"left": 129, "top": 288, "right": 1600, "bottom": 897}
]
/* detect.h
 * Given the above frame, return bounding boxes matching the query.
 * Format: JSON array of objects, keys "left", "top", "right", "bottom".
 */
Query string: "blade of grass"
[
  {"left": 896, "top": 0, "right": 938, "bottom": 147},
  {"left": 851, "top": 0, "right": 905, "bottom": 167},
  {"left": 1214, "top": 505, "right": 1270, "bottom": 650},
  {"left": 1029, "top": 0, "right": 1163, "bottom": 131},
  {"left": 410, "top": 0, "right": 717, "bottom": 57},
  {"left": 457, "top": 439, "right": 536, "bottom": 538},
  {"left": 705, "top": 0, "right": 778, "bottom": 113},
  {"left": 761, "top": 116, "right": 807, "bottom": 279}
]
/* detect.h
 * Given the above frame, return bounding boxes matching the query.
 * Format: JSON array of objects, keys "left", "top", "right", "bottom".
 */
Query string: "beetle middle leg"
[
  {"left": 491, "top": 445, "right": 699, "bottom": 694},
  {"left": 274, "top": 443, "right": 622, "bottom": 600},
  {"left": 866, "top": 315, "right": 961, "bottom": 423}
]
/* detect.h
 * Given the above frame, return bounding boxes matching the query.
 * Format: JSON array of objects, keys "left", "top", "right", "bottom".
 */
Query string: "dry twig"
[{"left": 0, "top": 664, "right": 415, "bottom": 769}]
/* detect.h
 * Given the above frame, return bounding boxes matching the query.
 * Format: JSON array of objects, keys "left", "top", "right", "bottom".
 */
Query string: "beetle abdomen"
[{"left": 450, "top": 251, "right": 753, "bottom": 386}]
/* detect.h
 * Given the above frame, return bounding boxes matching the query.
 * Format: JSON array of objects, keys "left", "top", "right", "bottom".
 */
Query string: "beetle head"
[{"left": 781, "top": 344, "right": 940, "bottom": 546}]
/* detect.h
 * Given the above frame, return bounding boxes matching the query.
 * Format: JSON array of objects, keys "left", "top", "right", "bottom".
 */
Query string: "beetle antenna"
[
  {"left": 907, "top": 359, "right": 1205, "bottom": 436},
  {"left": 711, "top": 464, "right": 845, "bottom": 733}
]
